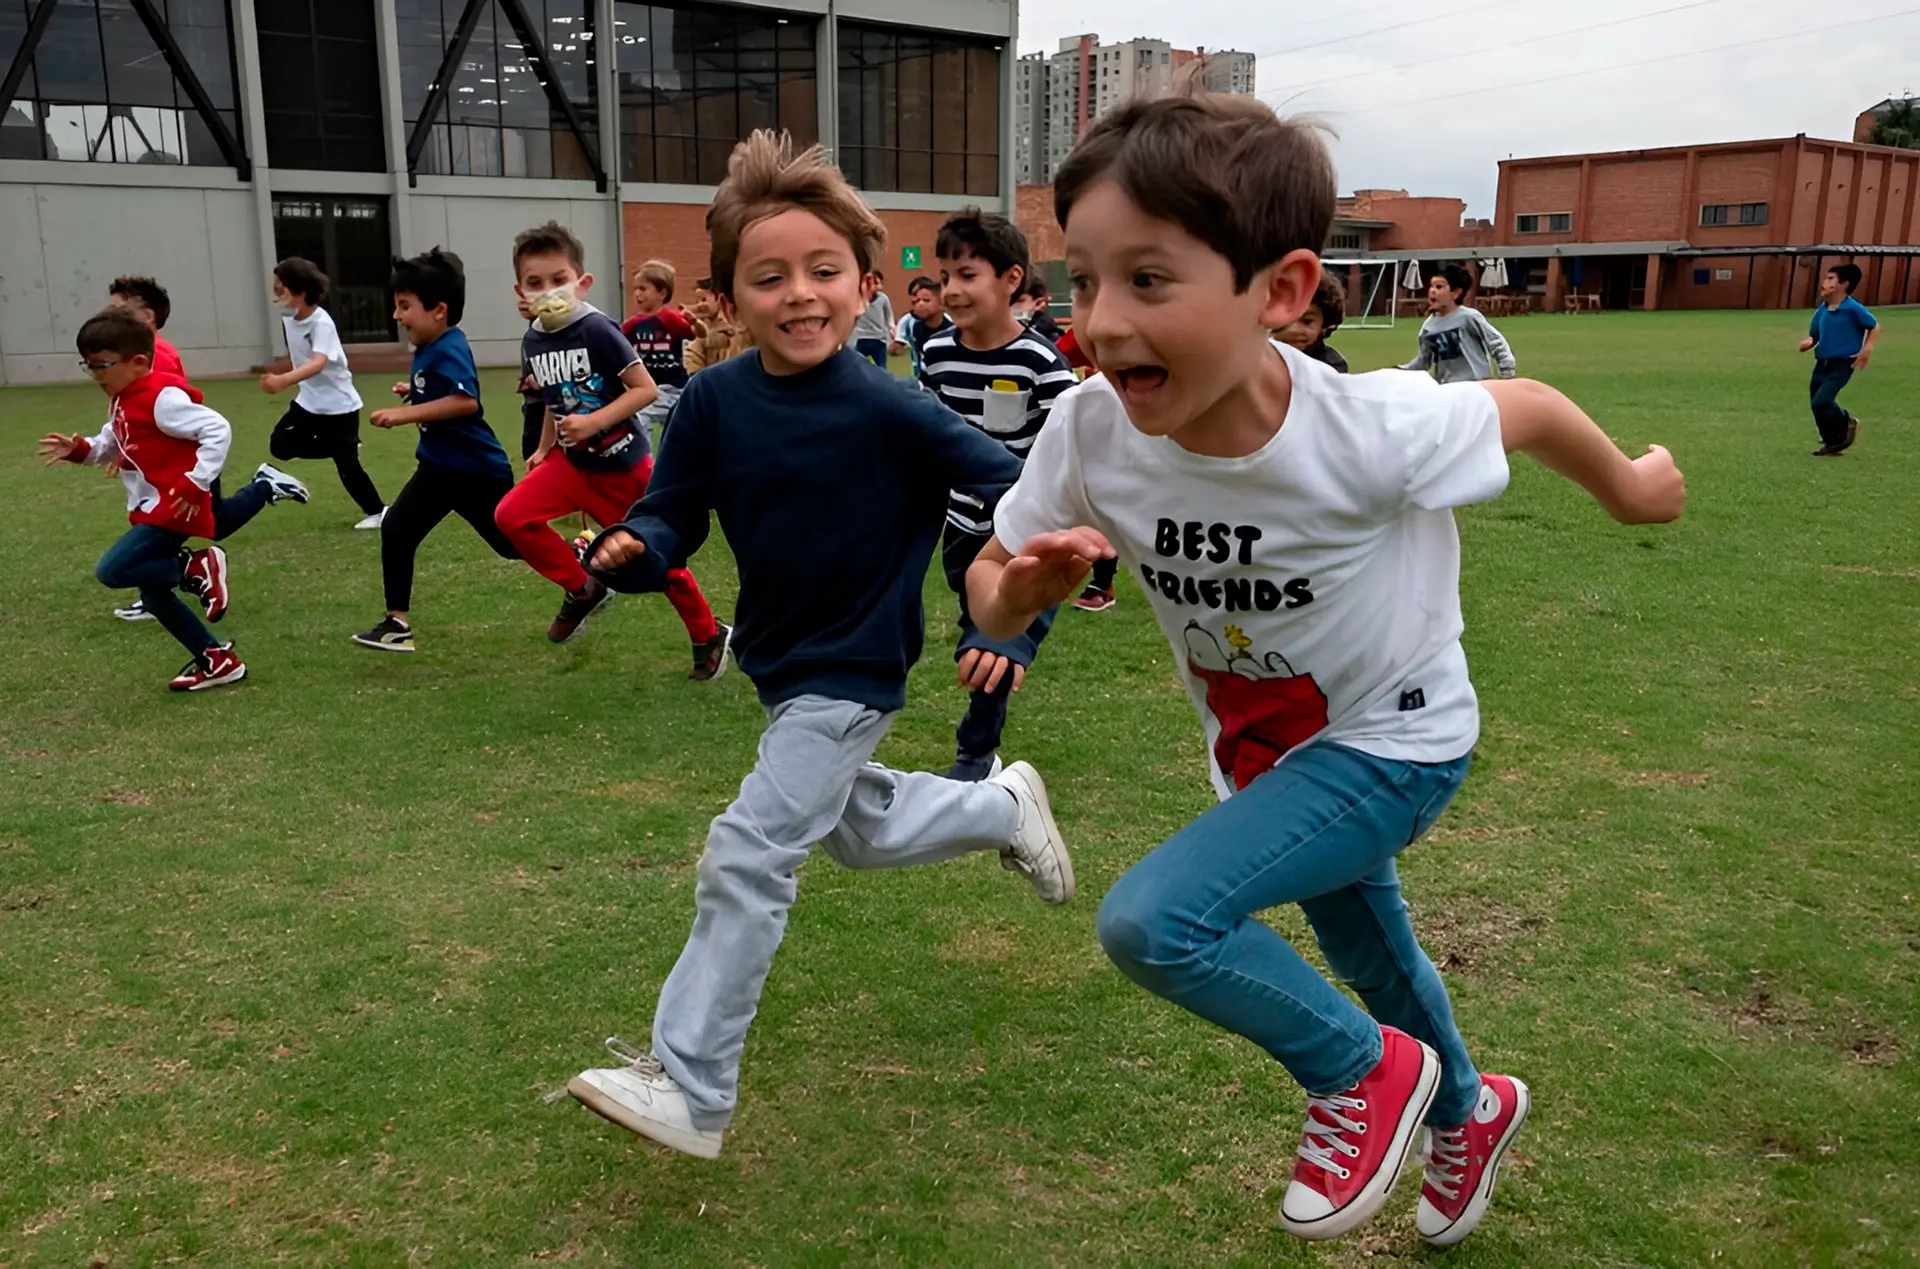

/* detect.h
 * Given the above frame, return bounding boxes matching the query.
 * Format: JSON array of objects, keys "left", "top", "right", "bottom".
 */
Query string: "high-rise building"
[{"left": 1014, "top": 35, "right": 1257, "bottom": 184}]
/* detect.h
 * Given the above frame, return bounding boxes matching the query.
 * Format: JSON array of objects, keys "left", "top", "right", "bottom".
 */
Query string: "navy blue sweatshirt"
[{"left": 594, "top": 347, "right": 1023, "bottom": 712}]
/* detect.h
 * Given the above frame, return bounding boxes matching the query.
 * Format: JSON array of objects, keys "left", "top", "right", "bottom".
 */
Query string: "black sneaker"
[
  {"left": 691, "top": 621, "right": 732, "bottom": 682},
  {"left": 946, "top": 751, "right": 1002, "bottom": 782},
  {"left": 549, "top": 577, "right": 612, "bottom": 644},
  {"left": 114, "top": 598, "right": 154, "bottom": 622},
  {"left": 352, "top": 616, "right": 415, "bottom": 652}
]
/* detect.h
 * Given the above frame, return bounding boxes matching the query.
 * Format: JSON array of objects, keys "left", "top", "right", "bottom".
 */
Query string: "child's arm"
[
  {"left": 1399, "top": 336, "right": 1432, "bottom": 373},
  {"left": 370, "top": 393, "right": 477, "bottom": 428},
  {"left": 261, "top": 353, "right": 329, "bottom": 394},
  {"left": 39, "top": 423, "right": 117, "bottom": 466},
  {"left": 968, "top": 529, "right": 1115, "bottom": 642},
  {"left": 1476, "top": 312, "right": 1517, "bottom": 378},
  {"left": 152, "top": 387, "right": 232, "bottom": 527},
  {"left": 1480, "top": 378, "right": 1684, "bottom": 524},
  {"left": 588, "top": 384, "right": 716, "bottom": 591},
  {"left": 558, "top": 362, "right": 657, "bottom": 446},
  {"left": 1855, "top": 318, "right": 1879, "bottom": 369},
  {"left": 530, "top": 406, "right": 558, "bottom": 467}
]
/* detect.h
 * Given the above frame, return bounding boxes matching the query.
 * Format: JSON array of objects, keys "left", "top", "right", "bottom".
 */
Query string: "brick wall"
[
  {"left": 1503, "top": 163, "right": 1581, "bottom": 242},
  {"left": 1015, "top": 183, "right": 1064, "bottom": 262},
  {"left": 1587, "top": 156, "right": 1685, "bottom": 240},
  {"left": 1366, "top": 196, "right": 1469, "bottom": 250}
]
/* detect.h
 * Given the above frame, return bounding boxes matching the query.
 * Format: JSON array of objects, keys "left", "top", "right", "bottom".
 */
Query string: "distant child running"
[
  {"left": 851, "top": 268, "right": 894, "bottom": 366},
  {"left": 920, "top": 207, "right": 1080, "bottom": 779},
  {"left": 494, "top": 222, "right": 728, "bottom": 668},
  {"left": 565, "top": 131, "right": 1075, "bottom": 1162},
  {"left": 682, "top": 276, "right": 752, "bottom": 374},
  {"left": 352, "top": 248, "right": 519, "bottom": 653},
  {"left": 622, "top": 259, "right": 697, "bottom": 433},
  {"left": 891, "top": 274, "right": 951, "bottom": 384},
  {"left": 1799, "top": 262, "right": 1878, "bottom": 456},
  {"left": 970, "top": 94, "right": 1684, "bottom": 1248},
  {"left": 1402, "top": 265, "right": 1514, "bottom": 383},
  {"left": 40, "top": 309, "right": 253, "bottom": 691},
  {"left": 260, "top": 256, "right": 387, "bottom": 528},
  {"left": 1278, "top": 274, "right": 1350, "bottom": 373},
  {"left": 107, "top": 276, "right": 186, "bottom": 377}
]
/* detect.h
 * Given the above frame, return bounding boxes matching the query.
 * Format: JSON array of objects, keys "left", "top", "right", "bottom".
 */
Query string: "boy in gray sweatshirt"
[{"left": 1401, "top": 264, "right": 1515, "bottom": 383}]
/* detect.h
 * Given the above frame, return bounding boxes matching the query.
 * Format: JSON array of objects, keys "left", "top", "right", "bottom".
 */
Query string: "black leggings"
[
  {"left": 382, "top": 460, "right": 519, "bottom": 611},
  {"left": 271, "top": 403, "right": 384, "bottom": 515}
]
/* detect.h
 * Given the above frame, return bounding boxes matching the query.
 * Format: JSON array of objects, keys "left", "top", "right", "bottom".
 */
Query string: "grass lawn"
[{"left": 1, "top": 309, "right": 1915, "bottom": 1266}]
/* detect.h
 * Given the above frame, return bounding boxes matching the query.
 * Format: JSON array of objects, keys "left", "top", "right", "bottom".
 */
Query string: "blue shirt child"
[
  {"left": 1810, "top": 296, "right": 1878, "bottom": 359},
  {"left": 410, "top": 327, "right": 511, "bottom": 477}
]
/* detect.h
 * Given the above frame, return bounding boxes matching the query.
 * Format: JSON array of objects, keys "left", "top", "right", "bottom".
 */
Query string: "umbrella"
[
  {"left": 1479, "top": 258, "right": 1510, "bottom": 289},
  {"left": 1401, "top": 258, "right": 1425, "bottom": 292}
]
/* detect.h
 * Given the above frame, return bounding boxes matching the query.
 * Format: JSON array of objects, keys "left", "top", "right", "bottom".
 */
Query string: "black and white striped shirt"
[{"left": 921, "top": 326, "right": 1077, "bottom": 543}]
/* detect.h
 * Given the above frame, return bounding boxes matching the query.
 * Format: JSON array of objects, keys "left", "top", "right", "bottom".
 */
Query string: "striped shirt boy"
[{"left": 920, "top": 325, "right": 1076, "bottom": 540}]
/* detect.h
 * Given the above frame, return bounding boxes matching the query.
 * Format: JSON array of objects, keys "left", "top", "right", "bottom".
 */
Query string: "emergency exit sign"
[{"left": 901, "top": 246, "right": 922, "bottom": 269}]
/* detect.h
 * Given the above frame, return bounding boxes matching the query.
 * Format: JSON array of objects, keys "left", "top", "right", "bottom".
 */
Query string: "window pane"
[
  {"left": 98, "top": 1, "right": 175, "bottom": 108},
  {"left": 966, "top": 46, "right": 997, "bottom": 154},
  {"left": 165, "top": 0, "right": 237, "bottom": 110},
  {"left": 899, "top": 146, "right": 930, "bottom": 193},
  {"left": 396, "top": 0, "right": 444, "bottom": 120},
  {"left": 965, "top": 153, "right": 996, "bottom": 197},
  {"left": 447, "top": 3, "right": 499, "bottom": 127},
  {"left": 897, "top": 37, "right": 929, "bottom": 151},
  {"left": 35, "top": 0, "right": 109, "bottom": 101},
  {"left": 0, "top": 100, "right": 42, "bottom": 160},
  {"left": 930, "top": 46, "right": 964, "bottom": 153},
  {"left": 839, "top": 22, "right": 996, "bottom": 192},
  {"left": 932, "top": 150, "right": 962, "bottom": 196}
]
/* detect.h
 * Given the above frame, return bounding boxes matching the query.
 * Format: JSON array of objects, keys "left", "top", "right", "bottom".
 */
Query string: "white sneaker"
[
  {"left": 567, "top": 1040, "right": 725, "bottom": 1159},
  {"left": 990, "top": 760, "right": 1075, "bottom": 904},
  {"left": 353, "top": 507, "right": 387, "bottom": 530},
  {"left": 114, "top": 598, "right": 155, "bottom": 622},
  {"left": 254, "top": 463, "right": 310, "bottom": 504}
]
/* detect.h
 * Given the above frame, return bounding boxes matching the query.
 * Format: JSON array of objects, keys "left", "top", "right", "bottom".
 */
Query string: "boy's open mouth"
[
  {"left": 780, "top": 316, "right": 828, "bottom": 335},
  {"left": 1115, "top": 365, "right": 1168, "bottom": 394}
]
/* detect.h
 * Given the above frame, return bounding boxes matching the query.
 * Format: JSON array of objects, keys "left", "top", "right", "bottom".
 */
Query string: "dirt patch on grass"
[
  {"left": 1415, "top": 894, "right": 1551, "bottom": 977},
  {"left": 1622, "top": 770, "right": 1710, "bottom": 789},
  {"left": 591, "top": 778, "right": 682, "bottom": 802},
  {"left": 1828, "top": 563, "right": 1920, "bottom": 580},
  {"left": 1692, "top": 972, "right": 1901, "bottom": 1066}
]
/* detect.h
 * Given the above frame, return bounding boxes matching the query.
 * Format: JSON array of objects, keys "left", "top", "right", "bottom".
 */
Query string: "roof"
[
  {"left": 1327, "top": 241, "right": 1920, "bottom": 264},
  {"left": 1498, "top": 133, "right": 1920, "bottom": 166},
  {"left": 1672, "top": 243, "right": 1920, "bottom": 258}
]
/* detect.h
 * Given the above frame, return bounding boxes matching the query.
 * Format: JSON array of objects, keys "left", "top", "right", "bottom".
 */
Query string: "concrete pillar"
[
  {"left": 1643, "top": 253, "right": 1662, "bottom": 311},
  {"left": 229, "top": 0, "right": 278, "bottom": 367},
  {"left": 1545, "top": 256, "right": 1565, "bottom": 312},
  {"left": 596, "top": 0, "right": 623, "bottom": 298},
  {"left": 374, "top": 0, "right": 414, "bottom": 259},
  {"left": 1000, "top": 0, "right": 1018, "bottom": 217}
]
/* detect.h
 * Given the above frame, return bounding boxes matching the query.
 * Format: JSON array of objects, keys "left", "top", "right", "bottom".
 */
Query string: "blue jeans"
[
  {"left": 94, "top": 524, "right": 216, "bottom": 657},
  {"left": 1809, "top": 357, "right": 1856, "bottom": 451},
  {"left": 1096, "top": 742, "right": 1481, "bottom": 1127},
  {"left": 854, "top": 338, "right": 889, "bottom": 368}
]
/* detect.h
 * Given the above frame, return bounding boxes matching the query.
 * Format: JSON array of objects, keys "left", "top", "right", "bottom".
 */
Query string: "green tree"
[{"left": 1870, "top": 98, "right": 1920, "bottom": 149}]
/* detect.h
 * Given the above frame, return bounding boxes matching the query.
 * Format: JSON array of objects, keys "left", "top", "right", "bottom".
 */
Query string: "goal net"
[{"left": 1320, "top": 258, "right": 1397, "bottom": 329}]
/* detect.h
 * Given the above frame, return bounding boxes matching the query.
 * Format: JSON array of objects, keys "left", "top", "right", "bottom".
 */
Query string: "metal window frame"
[
  {"left": 403, "top": 0, "right": 606, "bottom": 191},
  {"left": 0, "top": 0, "right": 251, "bottom": 177}
]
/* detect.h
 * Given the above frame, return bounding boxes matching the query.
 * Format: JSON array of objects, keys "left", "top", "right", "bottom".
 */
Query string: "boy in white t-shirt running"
[
  {"left": 260, "top": 257, "right": 387, "bottom": 528},
  {"left": 969, "top": 95, "right": 1685, "bottom": 1248}
]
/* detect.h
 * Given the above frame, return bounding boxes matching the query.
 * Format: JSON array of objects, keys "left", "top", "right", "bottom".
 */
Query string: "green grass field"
[{"left": 2, "top": 310, "right": 1915, "bottom": 1266}]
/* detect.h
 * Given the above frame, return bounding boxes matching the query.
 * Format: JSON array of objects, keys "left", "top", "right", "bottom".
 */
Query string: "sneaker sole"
[
  {"left": 566, "top": 1075, "right": 723, "bottom": 1160},
  {"left": 1420, "top": 1077, "right": 1531, "bottom": 1247},
  {"left": 350, "top": 635, "right": 415, "bottom": 653},
  {"left": 173, "top": 663, "right": 246, "bottom": 692},
  {"left": 551, "top": 590, "right": 615, "bottom": 645},
  {"left": 1281, "top": 1040, "right": 1442, "bottom": 1241},
  {"left": 692, "top": 625, "right": 733, "bottom": 683},
  {"left": 1002, "top": 761, "right": 1075, "bottom": 904},
  {"left": 115, "top": 611, "right": 156, "bottom": 622},
  {"left": 1072, "top": 599, "right": 1116, "bottom": 612},
  {"left": 256, "top": 466, "right": 310, "bottom": 504}
]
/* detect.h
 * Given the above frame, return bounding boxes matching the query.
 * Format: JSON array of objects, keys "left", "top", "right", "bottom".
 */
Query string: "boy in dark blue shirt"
[
  {"left": 493, "top": 222, "right": 724, "bottom": 663},
  {"left": 1798, "top": 262, "right": 1880, "bottom": 456},
  {"left": 354, "top": 248, "right": 518, "bottom": 653},
  {"left": 563, "top": 131, "right": 1077, "bottom": 1162}
]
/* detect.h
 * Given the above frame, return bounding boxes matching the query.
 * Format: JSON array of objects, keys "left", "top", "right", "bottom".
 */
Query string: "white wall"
[
  {"left": 0, "top": 182, "right": 270, "bottom": 384},
  {"left": 407, "top": 193, "right": 620, "bottom": 366}
]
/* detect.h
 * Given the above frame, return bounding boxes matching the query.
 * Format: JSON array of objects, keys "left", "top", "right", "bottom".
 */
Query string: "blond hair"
[
  {"left": 706, "top": 130, "right": 885, "bottom": 299},
  {"left": 635, "top": 258, "right": 676, "bottom": 301}
]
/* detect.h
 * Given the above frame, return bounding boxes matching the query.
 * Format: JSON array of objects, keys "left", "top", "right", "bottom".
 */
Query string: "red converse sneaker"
[
  {"left": 1418, "top": 1073, "right": 1530, "bottom": 1246},
  {"left": 1280, "top": 1026, "right": 1440, "bottom": 1241},
  {"left": 182, "top": 545, "right": 229, "bottom": 622},
  {"left": 168, "top": 644, "right": 246, "bottom": 692}
]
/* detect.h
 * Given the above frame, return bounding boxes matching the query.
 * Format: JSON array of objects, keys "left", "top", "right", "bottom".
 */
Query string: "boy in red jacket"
[{"left": 39, "top": 309, "right": 246, "bottom": 691}]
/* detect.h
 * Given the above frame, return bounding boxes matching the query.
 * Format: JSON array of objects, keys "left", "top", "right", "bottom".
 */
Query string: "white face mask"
[
  {"left": 528, "top": 284, "right": 581, "bottom": 331},
  {"left": 279, "top": 304, "right": 301, "bottom": 317}
]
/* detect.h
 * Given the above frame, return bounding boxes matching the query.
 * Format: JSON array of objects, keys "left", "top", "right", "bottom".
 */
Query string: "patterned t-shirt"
[{"left": 522, "top": 306, "right": 648, "bottom": 471}]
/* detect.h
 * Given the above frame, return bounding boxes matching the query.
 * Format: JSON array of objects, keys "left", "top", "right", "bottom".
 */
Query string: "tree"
[{"left": 1870, "top": 98, "right": 1920, "bottom": 149}]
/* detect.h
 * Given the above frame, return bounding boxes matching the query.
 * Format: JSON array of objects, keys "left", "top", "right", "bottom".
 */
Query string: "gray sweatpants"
[{"left": 652, "top": 693, "right": 1021, "bottom": 1128}]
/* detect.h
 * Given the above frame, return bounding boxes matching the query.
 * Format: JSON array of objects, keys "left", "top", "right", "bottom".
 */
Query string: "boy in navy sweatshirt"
[{"left": 565, "top": 130, "right": 1077, "bottom": 1161}]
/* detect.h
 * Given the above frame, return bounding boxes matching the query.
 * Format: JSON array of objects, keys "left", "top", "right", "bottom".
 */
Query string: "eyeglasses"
[{"left": 79, "top": 358, "right": 123, "bottom": 375}]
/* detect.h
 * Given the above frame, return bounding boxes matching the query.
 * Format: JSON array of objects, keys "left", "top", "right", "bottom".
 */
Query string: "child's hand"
[
  {"left": 37, "top": 433, "right": 80, "bottom": 465},
  {"left": 1609, "top": 445, "right": 1685, "bottom": 525},
  {"left": 957, "top": 649, "right": 1024, "bottom": 695},
  {"left": 557, "top": 411, "right": 605, "bottom": 447},
  {"left": 589, "top": 527, "right": 645, "bottom": 572},
  {"left": 1853, "top": 349, "right": 1871, "bottom": 370},
  {"left": 369, "top": 407, "right": 407, "bottom": 429},
  {"left": 997, "top": 527, "right": 1115, "bottom": 615},
  {"left": 528, "top": 444, "right": 554, "bottom": 470},
  {"left": 1798, "top": 337, "right": 1816, "bottom": 353},
  {"left": 391, "top": 380, "right": 412, "bottom": 399},
  {"left": 259, "top": 372, "right": 284, "bottom": 394}
]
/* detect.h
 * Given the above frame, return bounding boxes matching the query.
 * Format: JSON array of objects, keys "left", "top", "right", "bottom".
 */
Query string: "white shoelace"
[
  {"left": 1424, "top": 1127, "right": 1469, "bottom": 1201},
  {"left": 1295, "top": 1094, "right": 1368, "bottom": 1178},
  {"left": 540, "top": 1036, "right": 664, "bottom": 1104}
]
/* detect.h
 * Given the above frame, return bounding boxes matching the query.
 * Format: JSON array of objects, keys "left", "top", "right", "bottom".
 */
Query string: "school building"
[{"left": 0, "top": 0, "right": 1017, "bottom": 385}]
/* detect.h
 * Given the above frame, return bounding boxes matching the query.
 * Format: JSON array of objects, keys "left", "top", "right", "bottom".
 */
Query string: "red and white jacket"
[{"left": 67, "top": 371, "right": 230, "bottom": 535}]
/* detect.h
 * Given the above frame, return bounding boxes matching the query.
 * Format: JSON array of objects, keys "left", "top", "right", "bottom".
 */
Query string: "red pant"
[{"left": 494, "top": 453, "right": 719, "bottom": 642}]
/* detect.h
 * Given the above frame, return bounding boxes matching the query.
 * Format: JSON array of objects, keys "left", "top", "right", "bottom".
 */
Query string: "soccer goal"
[{"left": 1320, "top": 258, "right": 1397, "bottom": 329}]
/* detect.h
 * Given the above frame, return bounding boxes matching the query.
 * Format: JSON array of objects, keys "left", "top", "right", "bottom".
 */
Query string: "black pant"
[
  {"left": 1809, "top": 357, "right": 1857, "bottom": 451},
  {"left": 520, "top": 395, "right": 547, "bottom": 461},
  {"left": 381, "top": 460, "right": 519, "bottom": 611},
  {"left": 271, "top": 402, "right": 384, "bottom": 514},
  {"left": 1090, "top": 556, "right": 1118, "bottom": 590},
  {"left": 211, "top": 475, "right": 270, "bottom": 540}
]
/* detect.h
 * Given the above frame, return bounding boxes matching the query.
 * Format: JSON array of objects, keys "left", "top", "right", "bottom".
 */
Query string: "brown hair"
[
  {"left": 635, "top": 258, "right": 676, "bottom": 301},
  {"left": 108, "top": 275, "right": 171, "bottom": 328},
  {"left": 1054, "top": 93, "right": 1336, "bottom": 294},
  {"left": 706, "top": 130, "right": 885, "bottom": 299},
  {"left": 273, "top": 256, "right": 330, "bottom": 306},
  {"left": 511, "top": 220, "right": 587, "bottom": 275},
  {"left": 1310, "top": 273, "right": 1346, "bottom": 332},
  {"left": 77, "top": 307, "right": 156, "bottom": 359}
]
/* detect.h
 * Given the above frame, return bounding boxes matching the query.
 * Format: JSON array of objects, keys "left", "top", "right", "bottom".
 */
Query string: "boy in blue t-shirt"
[
  {"left": 353, "top": 248, "right": 518, "bottom": 653},
  {"left": 1798, "top": 262, "right": 1880, "bottom": 456}
]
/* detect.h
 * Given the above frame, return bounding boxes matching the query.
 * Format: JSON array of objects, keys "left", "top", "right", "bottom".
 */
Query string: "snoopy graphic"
[{"left": 1184, "top": 621, "right": 1329, "bottom": 790}]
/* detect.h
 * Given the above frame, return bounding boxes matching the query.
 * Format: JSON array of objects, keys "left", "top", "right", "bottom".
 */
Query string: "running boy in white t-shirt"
[
  {"left": 969, "top": 94, "right": 1685, "bottom": 1248},
  {"left": 260, "top": 257, "right": 387, "bottom": 528}
]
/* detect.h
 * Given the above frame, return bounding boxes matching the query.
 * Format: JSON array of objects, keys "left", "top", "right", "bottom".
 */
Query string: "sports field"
[{"left": 2, "top": 310, "right": 1915, "bottom": 1266}]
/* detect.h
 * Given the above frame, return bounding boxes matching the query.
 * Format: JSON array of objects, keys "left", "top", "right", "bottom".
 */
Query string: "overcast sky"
[{"left": 1018, "top": 0, "right": 1919, "bottom": 215}]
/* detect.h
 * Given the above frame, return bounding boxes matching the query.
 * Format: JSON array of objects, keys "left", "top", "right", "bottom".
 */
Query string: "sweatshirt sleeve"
[
  {"left": 1473, "top": 311, "right": 1516, "bottom": 377},
  {"left": 153, "top": 387, "right": 231, "bottom": 490},
  {"left": 655, "top": 307, "right": 696, "bottom": 340},
  {"left": 597, "top": 378, "right": 715, "bottom": 592},
  {"left": 69, "top": 419, "right": 119, "bottom": 467},
  {"left": 1400, "top": 326, "right": 1432, "bottom": 372}
]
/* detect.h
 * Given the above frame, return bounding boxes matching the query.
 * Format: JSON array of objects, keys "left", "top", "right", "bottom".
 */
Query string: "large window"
[
  {"left": 615, "top": 2, "right": 817, "bottom": 186},
  {"left": 1700, "top": 201, "right": 1768, "bottom": 227},
  {"left": 838, "top": 22, "right": 999, "bottom": 196},
  {"left": 255, "top": 0, "right": 385, "bottom": 172},
  {"left": 0, "top": 0, "right": 240, "bottom": 165},
  {"left": 398, "top": 0, "right": 598, "bottom": 179}
]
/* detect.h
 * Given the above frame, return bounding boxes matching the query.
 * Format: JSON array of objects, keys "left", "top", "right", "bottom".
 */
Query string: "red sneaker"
[
  {"left": 182, "top": 545, "right": 229, "bottom": 622},
  {"left": 168, "top": 644, "right": 246, "bottom": 692},
  {"left": 1280, "top": 1026, "right": 1440, "bottom": 1240},
  {"left": 1417, "top": 1073, "right": 1530, "bottom": 1246}
]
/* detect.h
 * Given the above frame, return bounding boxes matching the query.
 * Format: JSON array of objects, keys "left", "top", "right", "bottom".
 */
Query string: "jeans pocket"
[{"left": 1406, "top": 760, "right": 1470, "bottom": 845}]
